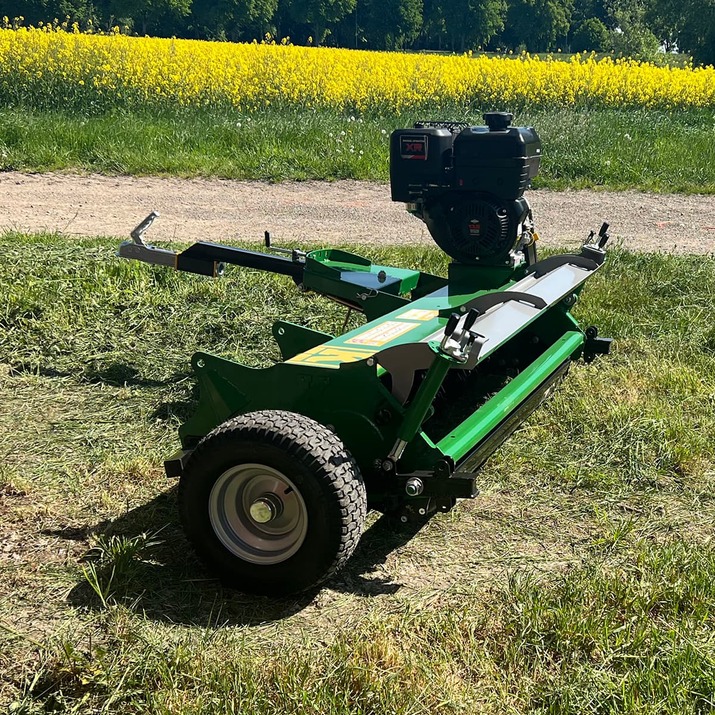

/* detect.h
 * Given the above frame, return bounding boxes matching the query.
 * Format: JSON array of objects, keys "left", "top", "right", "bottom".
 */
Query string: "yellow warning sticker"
[
  {"left": 286, "top": 344, "right": 375, "bottom": 368},
  {"left": 399, "top": 308, "right": 439, "bottom": 322},
  {"left": 345, "top": 320, "right": 418, "bottom": 346}
]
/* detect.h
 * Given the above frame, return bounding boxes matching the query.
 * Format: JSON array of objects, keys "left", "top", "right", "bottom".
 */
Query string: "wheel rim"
[{"left": 209, "top": 464, "right": 308, "bottom": 565}]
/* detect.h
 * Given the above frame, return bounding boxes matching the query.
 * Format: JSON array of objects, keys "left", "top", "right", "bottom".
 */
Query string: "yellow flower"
[{"left": 0, "top": 27, "right": 712, "bottom": 114}]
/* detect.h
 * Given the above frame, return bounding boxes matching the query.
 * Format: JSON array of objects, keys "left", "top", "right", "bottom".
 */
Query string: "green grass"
[
  {"left": 1, "top": 106, "right": 714, "bottom": 192},
  {"left": 2, "top": 232, "right": 715, "bottom": 713}
]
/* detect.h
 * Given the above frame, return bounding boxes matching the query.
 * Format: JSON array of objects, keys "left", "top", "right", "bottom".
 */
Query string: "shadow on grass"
[
  {"left": 64, "top": 487, "right": 429, "bottom": 627},
  {"left": 8, "top": 359, "right": 193, "bottom": 389},
  {"left": 9, "top": 359, "right": 199, "bottom": 422}
]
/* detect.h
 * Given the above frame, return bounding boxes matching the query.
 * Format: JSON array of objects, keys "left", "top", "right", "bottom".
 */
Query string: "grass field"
[
  {"left": 1, "top": 107, "right": 715, "bottom": 193},
  {"left": 1, "top": 232, "right": 715, "bottom": 712},
  {"left": 2, "top": 27, "right": 714, "bottom": 194}
]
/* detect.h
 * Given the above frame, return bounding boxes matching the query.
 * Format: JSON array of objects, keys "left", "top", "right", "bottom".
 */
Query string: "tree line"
[{"left": 6, "top": 0, "right": 714, "bottom": 65}]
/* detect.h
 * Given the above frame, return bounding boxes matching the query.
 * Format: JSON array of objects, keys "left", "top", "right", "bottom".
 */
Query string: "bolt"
[
  {"left": 418, "top": 508, "right": 426, "bottom": 516},
  {"left": 196, "top": 358, "right": 206, "bottom": 369},
  {"left": 376, "top": 408, "right": 392, "bottom": 425},
  {"left": 400, "top": 515, "right": 408, "bottom": 523},
  {"left": 405, "top": 477, "right": 424, "bottom": 497},
  {"left": 382, "top": 459, "right": 394, "bottom": 472},
  {"left": 367, "top": 358, "right": 375, "bottom": 367}
]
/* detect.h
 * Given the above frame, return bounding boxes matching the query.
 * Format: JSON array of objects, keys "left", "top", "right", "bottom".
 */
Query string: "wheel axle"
[{"left": 249, "top": 494, "right": 283, "bottom": 524}]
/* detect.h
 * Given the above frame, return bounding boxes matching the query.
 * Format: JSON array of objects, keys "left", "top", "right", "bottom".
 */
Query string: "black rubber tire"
[{"left": 178, "top": 410, "right": 367, "bottom": 596}]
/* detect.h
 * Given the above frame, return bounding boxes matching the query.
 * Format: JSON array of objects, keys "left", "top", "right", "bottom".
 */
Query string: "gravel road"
[{"left": 2, "top": 172, "right": 715, "bottom": 252}]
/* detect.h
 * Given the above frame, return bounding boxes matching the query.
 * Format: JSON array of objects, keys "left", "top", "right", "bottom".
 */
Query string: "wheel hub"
[
  {"left": 249, "top": 494, "right": 283, "bottom": 524},
  {"left": 209, "top": 464, "right": 308, "bottom": 565}
]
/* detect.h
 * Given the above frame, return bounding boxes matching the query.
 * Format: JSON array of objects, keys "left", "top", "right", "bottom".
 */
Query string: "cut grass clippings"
[{"left": 1, "top": 232, "right": 715, "bottom": 712}]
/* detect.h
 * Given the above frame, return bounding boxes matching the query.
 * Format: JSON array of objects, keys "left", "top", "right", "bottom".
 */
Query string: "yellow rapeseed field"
[{"left": 0, "top": 26, "right": 714, "bottom": 113}]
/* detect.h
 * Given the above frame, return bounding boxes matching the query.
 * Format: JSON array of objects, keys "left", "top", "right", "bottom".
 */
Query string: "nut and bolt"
[{"left": 405, "top": 477, "right": 424, "bottom": 497}]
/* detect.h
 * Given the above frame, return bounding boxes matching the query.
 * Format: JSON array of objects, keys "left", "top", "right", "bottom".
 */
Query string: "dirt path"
[{"left": 2, "top": 172, "right": 715, "bottom": 252}]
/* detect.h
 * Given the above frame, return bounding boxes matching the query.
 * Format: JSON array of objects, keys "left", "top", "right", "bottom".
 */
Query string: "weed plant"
[{"left": 1, "top": 233, "right": 715, "bottom": 712}]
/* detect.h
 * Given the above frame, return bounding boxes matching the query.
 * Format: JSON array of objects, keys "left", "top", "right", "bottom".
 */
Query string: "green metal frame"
[{"left": 176, "top": 250, "right": 598, "bottom": 510}]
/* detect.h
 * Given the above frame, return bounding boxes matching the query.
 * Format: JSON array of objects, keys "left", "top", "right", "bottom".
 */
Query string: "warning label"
[
  {"left": 286, "top": 344, "right": 374, "bottom": 368},
  {"left": 345, "top": 320, "right": 418, "bottom": 346},
  {"left": 399, "top": 309, "right": 438, "bottom": 322}
]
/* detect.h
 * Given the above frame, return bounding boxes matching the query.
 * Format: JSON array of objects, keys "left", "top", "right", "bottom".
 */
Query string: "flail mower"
[{"left": 118, "top": 112, "right": 611, "bottom": 595}]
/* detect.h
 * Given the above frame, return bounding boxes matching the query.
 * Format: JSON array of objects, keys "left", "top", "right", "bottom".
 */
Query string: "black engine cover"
[{"left": 423, "top": 194, "right": 529, "bottom": 265}]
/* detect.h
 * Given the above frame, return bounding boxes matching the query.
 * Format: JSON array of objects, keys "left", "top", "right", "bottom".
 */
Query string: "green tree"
[
  {"left": 0, "top": 0, "right": 99, "bottom": 25},
  {"left": 572, "top": 0, "right": 610, "bottom": 25},
  {"left": 287, "top": 0, "right": 356, "bottom": 43},
  {"left": 606, "top": 0, "right": 660, "bottom": 59},
  {"left": 571, "top": 16, "right": 611, "bottom": 49},
  {"left": 442, "top": 0, "right": 507, "bottom": 50},
  {"left": 418, "top": 0, "right": 447, "bottom": 48},
  {"left": 503, "top": 0, "right": 574, "bottom": 51},
  {"left": 359, "top": 0, "right": 422, "bottom": 49},
  {"left": 648, "top": 0, "right": 715, "bottom": 64},
  {"left": 645, "top": 0, "right": 680, "bottom": 50},
  {"left": 101, "top": 0, "right": 191, "bottom": 34},
  {"left": 191, "top": 0, "right": 277, "bottom": 39},
  {"left": 677, "top": 0, "right": 715, "bottom": 65}
]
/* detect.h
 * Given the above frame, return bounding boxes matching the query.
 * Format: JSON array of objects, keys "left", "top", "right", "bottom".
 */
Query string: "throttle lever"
[
  {"left": 463, "top": 308, "right": 480, "bottom": 331},
  {"left": 444, "top": 313, "right": 460, "bottom": 337}
]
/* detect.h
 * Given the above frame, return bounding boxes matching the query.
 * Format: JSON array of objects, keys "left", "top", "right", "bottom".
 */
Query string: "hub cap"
[{"left": 209, "top": 464, "right": 308, "bottom": 565}]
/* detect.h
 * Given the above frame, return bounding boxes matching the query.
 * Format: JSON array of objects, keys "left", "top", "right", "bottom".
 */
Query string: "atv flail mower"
[{"left": 119, "top": 112, "right": 611, "bottom": 596}]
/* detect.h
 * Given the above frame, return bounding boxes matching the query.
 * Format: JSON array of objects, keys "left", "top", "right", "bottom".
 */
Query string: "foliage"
[
  {"left": 1, "top": 26, "right": 714, "bottom": 116},
  {"left": 102, "top": 0, "right": 192, "bottom": 35},
  {"left": 647, "top": 0, "right": 715, "bottom": 66},
  {"left": 286, "top": 0, "right": 356, "bottom": 43},
  {"left": 571, "top": 16, "right": 611, "bottom": 51},
  {"left": 1, "top": 0, "right": 713, "bottom": 64},
  {"left": 607, "top": 0, "right": 660, "bottom": 62},
  {"left": 572, "top": 0, "right": 610, "bottom": 26},
  {"left": 502, "top": 0, "right": 574, "bottom": 51},
  {"left": 440, "top": 0, "right": 507, "bottom": 52},
  {"left": 358, "top": 0, "right": 423, "bottom": 50},
  {"left": 191, "top": 0, "right": 279, "bottom": 41}
]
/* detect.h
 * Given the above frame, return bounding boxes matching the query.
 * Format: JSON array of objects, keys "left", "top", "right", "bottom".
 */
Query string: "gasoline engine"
[{"left": 390, "top": 111, "right": 541, "bottom": 266}]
